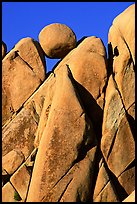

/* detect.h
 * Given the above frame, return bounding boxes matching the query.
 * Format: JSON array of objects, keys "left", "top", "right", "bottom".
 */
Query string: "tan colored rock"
[
  {"left": 2, "top": 182, "right": 21, "bottom": 202},
  {"left": 55, "top": 36, "right": 107, "bottom": 139},
  {"left": 39, "top": 23, "right": 77, "bottom": 58},
  {"left": 59, "top": 147, "right": 97, "bottom": 202},
  {"left": 118, "top": 166, "right": 135, "bottom": 195},
  {"left": 14, "top": 37, "right": 46, "bottom": 81},
  {"left": 10, "top": 164, "right": 31, "bottom": 201},
  {"left": 108, "top": 4, "right": 135, "bottom": 120},
  {"left": 101, "top": 75, "right": 135, "bottom": 177},
  {"left": 24, "top": 72, "right": 55, "bottom": 117},
  {"left": 2, "top": 37, "right": 46, "bottom": 126},
  {"left": 27, "top": 65, "right": 97, "bottom": 202},
  {"left": 93, "top": 158, "right": 120, "bottom": 202},
  {"left": 32, "top": 74, "right": 56, "bottom": 147},
  {"left": 2, "top": 149, "right": 25, "bottom": 175},
  {"left": 58, "top": 36, "right": 107, "bottom": 103},
  {"left": 2, "top": 73, "right": 56, "bottom": 159},
  {"left": 30, "top": 37, "right": 107, "bottom": 147},
  {"left": 2, "top": 106, "right": 38, "bottom": 159},
  {"left": 94, "top": 181, "right": 119, "bottom": 202},
  {"left": 111, "top": 4, "right": 135, "bottom": 63},
  {"left": 2, "top": 41, "right": 7, "bottom": 59},
  {"left": 93, "top": 159, "right": 110, "bottom": 199},
  {"left": 123, "top": 190, "right": 135, "bottom": 202},
  {"left": 40, "top": 146, "right": 97, "bottom": 202}
]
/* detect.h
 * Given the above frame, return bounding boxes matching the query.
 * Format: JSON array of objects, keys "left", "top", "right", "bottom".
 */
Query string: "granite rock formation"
[
  {"left": 2, "top": 4, "right": 135, "bottom": 202},
  {"left": 39, "top": 23, "right": 77, "bottom": 59}
]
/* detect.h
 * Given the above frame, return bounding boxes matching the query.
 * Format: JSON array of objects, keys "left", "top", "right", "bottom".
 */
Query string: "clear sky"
[{"left": 2, "top": 2, "right": 134, "bottom": 72}]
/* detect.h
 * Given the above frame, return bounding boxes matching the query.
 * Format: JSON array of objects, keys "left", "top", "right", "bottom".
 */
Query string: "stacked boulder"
[{"left": 2, "top": 4, "right": 135, "bottom": 202}]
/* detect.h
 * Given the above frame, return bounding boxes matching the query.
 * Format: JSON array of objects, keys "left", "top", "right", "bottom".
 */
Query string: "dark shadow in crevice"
[
  {"left": 107, "top": 42, "right": 114, "bottom": 77},
  {"left": 74, "top": 137, "right": 97, "bottom": 165},
  {"left": 107, "top": 42, "right": 119, "bottom": 77},
  {"left": 89, "top": 147, "right": 103, "bottom": 202},
  {"left": 107, "top": 43, "right": 119, "bottom": 77},
  {"left": 45, "top": 70, "right": 52, "bottom": 79},
  {"left": 74, "top": 80, "right": 103, "bottom": 142},
  {"left": 114, "top": 46, "right": 119, "bottom": 57},
  {"left": 2, "top": 170, "right": 10, "bottom": 186},
  {"left": 33, "top": 40, "right": 46, "bottom": 72},
  {"left": 126, "top": 112, "right": 135, "bottom": 141}
]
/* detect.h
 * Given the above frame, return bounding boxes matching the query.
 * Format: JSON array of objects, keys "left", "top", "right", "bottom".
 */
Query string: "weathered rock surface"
[
  {"left": 108, "top": 4, "right": 135, "bottom": 120},
  {"left": 2, "top": 182, "right": 22, "bottom": 202},
  {"left": 2, "top": 149, "right": 25, "bottom": 175},
  {"left": 33, "top": 73, "right": 56, "bottom": 147},
  {"left": 2, "top": 37, "right": 46, "bottom": 127},
  {"left": 14, "top": 37, "right": 46, "bottom": 81},
  {"left": 27, "top": 65, "right": 97, "bottom": 202},
  {"left": 10, "top": 164, "right": 31, "bottom": 201},
  {"left": 118, "top": 165, "right": 135, "bottom": 195},
  {"left": 101, "top": 75, "right": 135, "bottom": 177},
  {"left": 2, "top": 3, "right": 135, "bottom": 203},
  {"left": 94, "top": 181, "right": 119, "bottom": 202},
  {"left": 2, "top": 106, "right": 38, "bottom": 159},
  {"left": 2, "top": 41, "right": 7, "bottom": 59},
  {"left": 39, "top": 23, "right": 77, "bottom": 58},
  {"left": 2, "top": 72, "right": 56, "bottom": 160},
  {"left": 93, "top": 158, "right": 120, "bottom": 202}
]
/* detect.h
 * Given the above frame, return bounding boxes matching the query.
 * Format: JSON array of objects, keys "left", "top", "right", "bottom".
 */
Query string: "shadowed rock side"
[
  {"left": 2, "top": 3, "right": 135, "bottom": 203},
  {"left": 54, "top": 36, "right": 107, "bottom": 141},
  {"left": 2, "top": 41, "right": 7, "bottom": 59}
]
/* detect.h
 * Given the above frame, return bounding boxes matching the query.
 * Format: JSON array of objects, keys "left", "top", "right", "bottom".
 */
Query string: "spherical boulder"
[{"left": 38, "top": 23, "right": 77, "bottom": 59}]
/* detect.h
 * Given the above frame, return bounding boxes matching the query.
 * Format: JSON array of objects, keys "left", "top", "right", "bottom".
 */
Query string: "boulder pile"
[{"left": 2, "top": 4, "right": 135, "bottom": 202}]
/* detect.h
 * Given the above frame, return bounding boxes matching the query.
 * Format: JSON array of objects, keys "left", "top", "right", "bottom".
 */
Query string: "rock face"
[
  {"left": 39, "top": 23, "right": 77, "bottom": 58},
  {"left": 27, "top": 65, "right": 97, "bottom": 202},
  {"left": 55, "top": 36, "right": 107, "bottom": 140},
  {"left": 2, "top": 149, "right": 25, "bottom": 175},
  {"left": 108, "top": 4, "right": 135, "bottom": 120},
  {"left": 2, "top": 37, "right": 46, "bottom": 127},
  {"left": 2, "top": 4, "right": 135, "bottom": 203},
  {"left": 2, "top": 41, "right": 7, "bottom": 59}
]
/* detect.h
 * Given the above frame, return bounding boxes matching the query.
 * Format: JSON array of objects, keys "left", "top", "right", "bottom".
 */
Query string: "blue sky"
[{"left": 2, "top": 2, "right": 134, "bottom": 72}]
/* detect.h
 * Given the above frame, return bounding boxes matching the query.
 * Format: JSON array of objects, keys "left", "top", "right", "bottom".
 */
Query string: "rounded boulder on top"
[{"left": 38, "top": 23, "right": 77, "bottom": 59}]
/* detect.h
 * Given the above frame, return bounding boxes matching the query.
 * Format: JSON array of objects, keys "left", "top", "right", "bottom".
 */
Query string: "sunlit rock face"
[
  {"left": 39, "top": 23, "right": 77, "bottom": 59},
  {"left": 2, "top": 4, "right": 135, "bottom": 202}
]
